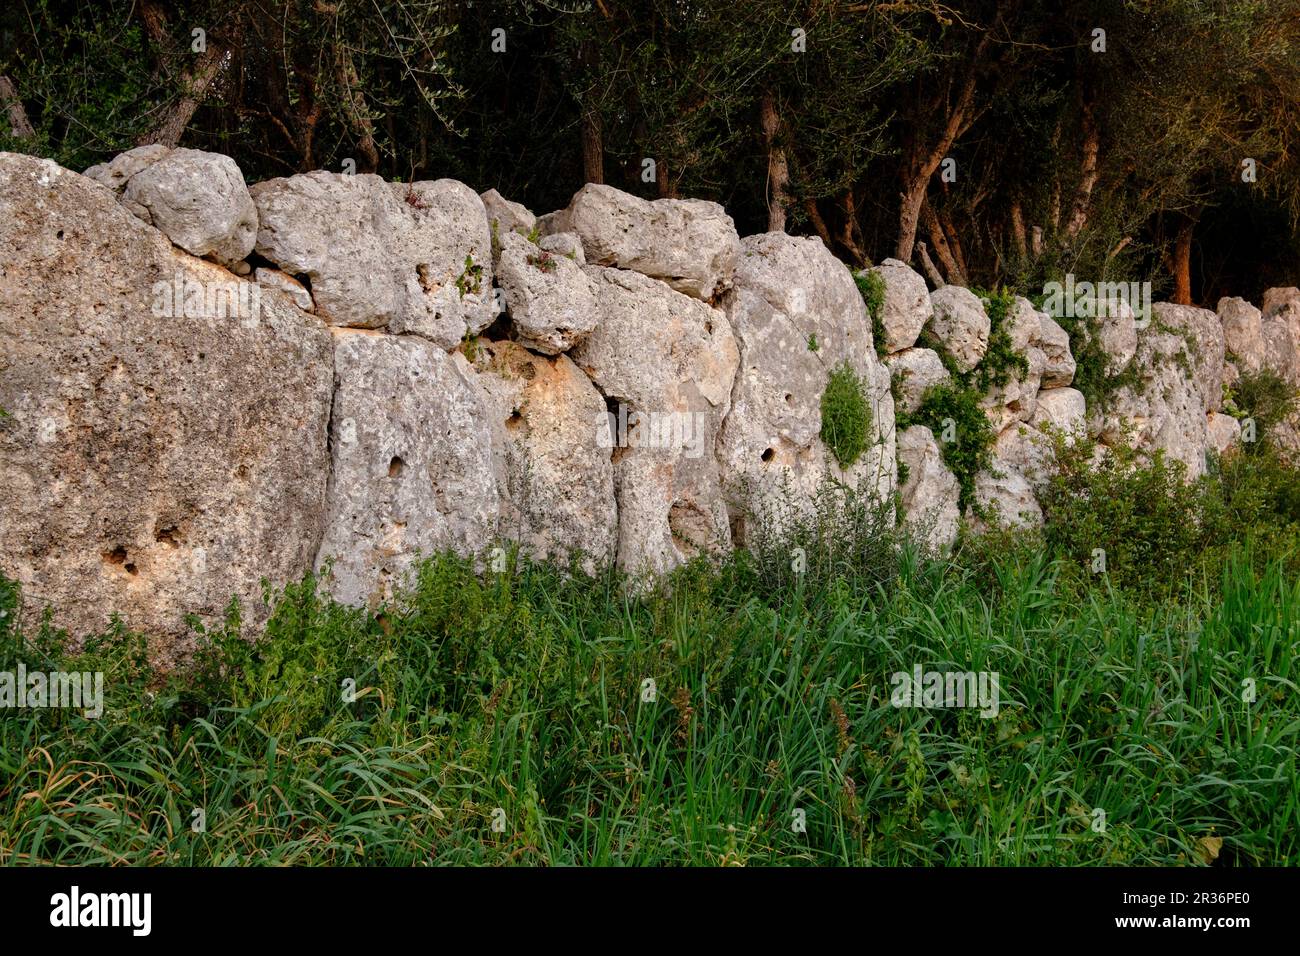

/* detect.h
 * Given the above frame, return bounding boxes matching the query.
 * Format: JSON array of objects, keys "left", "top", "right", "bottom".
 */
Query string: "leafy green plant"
[
  {"left": 855, "top": 269, "right": 888, "bottom": 358},
  {"left": 455, "top": 255, "right": 484, "bottom": 297},
  {"left": 820, "top": 361, "right": 872, "bottom": 468},
  {"left": 897, "top": 380, "right": 994, "bottom": 511},
  {"left": 971, "top": 286, "right": 1029, "bottom": 393}
]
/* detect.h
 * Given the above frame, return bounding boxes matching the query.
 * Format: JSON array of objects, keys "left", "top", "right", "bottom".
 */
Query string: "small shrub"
[
  {"left": 1232, "top": 368, "right": 1299, "bottom": 452},
  {"left": 820, "top": 361, "right": 872, "bottom": 468},
  {"left": 855, "top": 269, "right": 887, "bottom": 358},
  {"left": 901, "top": 380, "right": 994, "bottom": 510},
  {"left": 971, "top": 286, "right": 1029, "bottom": 392}
]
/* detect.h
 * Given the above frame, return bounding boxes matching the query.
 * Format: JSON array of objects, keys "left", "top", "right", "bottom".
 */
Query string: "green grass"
[
  {"left": 820, "top": 362, "right": 872, "bottom": 469},
  {"left": 2, "top": 490, "right": 1298, "bottom": 865}
]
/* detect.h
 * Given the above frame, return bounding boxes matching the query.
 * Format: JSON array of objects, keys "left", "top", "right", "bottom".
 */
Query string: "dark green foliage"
[
  {"left": 970, "top": 287, "right": 1029, "bottom": 393},
  {"left": 897, "top": 381, "right": 994, "bottom": 511},
  {"left": 1227, "top": 369, "right": 1300, "bottom": 452},
  {"left": 820, "top": 362, "right": 872, "bottom": 469},
  {"left": 855, "top": 269, "right": 888, "bottom": 359}
]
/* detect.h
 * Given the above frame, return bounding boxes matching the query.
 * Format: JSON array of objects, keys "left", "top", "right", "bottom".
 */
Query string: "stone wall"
[{"left": 1, "top": 147, "right": 1295, "bottom": 664}]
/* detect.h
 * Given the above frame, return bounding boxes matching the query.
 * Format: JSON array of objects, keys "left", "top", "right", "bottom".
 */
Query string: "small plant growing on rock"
[
  {"left": 403, "top": 184, "right": 430, "bottom": 210},
  {"left": 971, "top": 286, "right": 1029, "bottom": 392},
  {"left": 820, "top": 361, "right": 871, "bottom": 468},
  {"left": 854, "top": 269, "right": 887, "bottom": 359},
  {"left": 455, "top": 254, "right": 483, "bottom": 297},
  {"left": 807, "top": 333, "right": 820, "bottom": 352},
  {"left": 527, "top": 250, "right": 557, "bottom": 273}
]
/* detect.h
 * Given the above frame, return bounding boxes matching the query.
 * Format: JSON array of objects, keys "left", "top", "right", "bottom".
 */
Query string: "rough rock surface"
[
  {"left": 560, "top": 183, "right": 740, "bottom": 300},
  {"left": 0, "top": 152, "right": 334, "bottom": 667},
  {"left": 1090, "top": 311, "right": 1212, "bottom": 478},
  {"left": 926, "top": 285, "right": 989, "bottom": 372},
  {"left": 717, "top": 233, "right": 895, "bottom": 542},
  {"left": 1217, "top": 297, "right": 1266, "bottom": 374},
  {"left": 121, "top": 148, "right": 258, "bottom": 267},
  {"left": 480, "top": 188, "right": 536, "bottom": 240},
  {"left": 885, "top": 347, "right": 950, "bottom": 416},
  {"left": 1262, "top": 287, "right": 1300, "bottom": 322},
  {"left": 256, "top": 267, "right": 313, "bottom": 312},
  {"left": 571, "top": 266, "right": 739, "bottom": 576},
  {"left": 251, "top": 172, "right": 495, "bottom": 345},
  {"left": 982, "top": 345, "right": 1045, "bottom": 432},
  {"left": 538, "top": 231, "right": 585, "bottom": 264},
  {"left": 1094, "top": 299, "right": 1138, "bottom": 375},
  {"left": 1207, "top": 412, "right": 1242, "bottom": 456},
  {"left": 896, "top": 425, "right": 960, "bottom": 552},
  {"left": 1037, "top": 313, "right": 1076, "bottom": 387},
  {"left": 971, "top": 469, "right": 1042, "bottom": 530},
  {"left": 495, "top": 230, "right": 600, "bottom": 354},
  {"left": 1030, "top": 387, "right": 1087, "bottom": 439},
  {"left": 992, "top": 422, "right": 1053, "bottom": 486},
  {"left": 869, "top": 258, "right": 932, "bottom": 353},
  {"left": 315, "top": 332, "right": 501, "bottom": 607},
  {"left": 472, "top": 342, "right": 617, "bottom": 571},
  {"left": 83, "top": 144, "right": 171, "bottom": 193},
  {"left": 1156, "top": 303, "right": 1225, "bottom": 414}
]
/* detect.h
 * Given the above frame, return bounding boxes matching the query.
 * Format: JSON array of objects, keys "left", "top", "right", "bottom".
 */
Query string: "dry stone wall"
[{"left": 0, "top": 147, "right": 1294, "bottom": 663}]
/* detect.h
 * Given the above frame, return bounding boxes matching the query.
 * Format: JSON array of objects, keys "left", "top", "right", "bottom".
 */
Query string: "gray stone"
[
  {"left": 885, "top": 347, "right": 950, "bottom": 417},
  {"left": 869, "top": 258, "right": 932, "bottom": 353},
  {"left": 472, "top": 341, "right": 617, "bottom": 571},
  {"left": 571, "top": 266, "right": 739, "bottom": 577},
  {"left": 255, "top": 267, "right": 313, "bottom": 312},
  {"left": 0, "top": 153, "right": 333, "bottom": 668},
  {"left": 315, "top": 332, "right": 503, "bottom": 607},
  {"left": 495, "top": 230, "right": 600, "bottom": 355},
  {"left": 926, "top": 285, "right": 989, "bottom": 372},
  {"left": 1037, "top": 313, "right": 1076, "bottom": 387},
  {"left": 896, "top": 425, "right": 960, "bottom": 553},
  {"left": 82, "top": 145, "right": 171, "bottom": 193},
  {"left": 562, "top": 183, "right": 740, "bottom": 300},
  {"left": 122, "top": 148, "right": 257, "bottom": 267}
]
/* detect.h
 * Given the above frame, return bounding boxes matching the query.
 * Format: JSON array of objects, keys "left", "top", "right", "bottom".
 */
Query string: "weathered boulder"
[
  {"left": 992, "top": 422, "right": 1053, "bottom": 486},
  {"left": 1262, "top": 287, "right": 1300, "bottom": 323},
  {"left": 1037, "top": 313, "right": 1076, "bottom": 387},
  {"left": 1090, "top": 316, "right": 1211, "bottom": 478},
  {"left": 472, "top": 342, "right": 617, "bottom": 571},
  {"left": 1030, "top": 387, "right": 1087, "bottom": 439},
  {"left": 120, "top": 148, "right": 258, "bottom": 267},
  {"left": 896, "top": 425, "right": 960, "bottom": 553},
  {"left": 0, "top": 153, "right": 334, "bottom": 667},
  {"left": 82, "top": 144, "right": 171, "bottom": 193},
  {"left": 480, "top": 188, "right": 536, "bottom": 241},
  {"left": 559, "top": 183, "right": 740, "bottom": 300},
  {"left": 570, "top": 266, "right": 739, "bottom": 577},
  {"left": 981, "top": 345, "right": 1045, "bottom": 432},
  {"left": 495, "top": 230, "right": 600, "bottom": 354},
  {"left": 538, "top": 231, "right": 585, "bottom": 264},
  {"left": 315, "top": 332, "right": 502, "bottom": 607},
  {"left": 1005, "top": 296, "right": 1042, "bottom": 354},
  {"left": 970, "top": 469, "right": 1042, "bottom": 530},
  {"left": 1207, "top": 412, "right": 1242, "bottom": 457},
  {"left": 1093, "top": 298, "right": 1138, "bottom": 375},
  {"left": 1217, "top": 296, "right": 1267, "bottom": 374},
  {"left": 1155, "top": 303, "right": 1225, "bottom": 413},
  {"left": 251, "top": 172, "right": 496, "bottom": 346},
  {"left": 717, "top": 233, "right": 895, "bottom": 543},
  {"left": 868, "top": 258, "right": 932, "bottom": 353},
  {"left": 926, "top": 285, "right": 989, "bottom": 372},
  {"left": 885, "top": 347, "right": 950, "bottom": 416},
  {"left": 255, "top": 267, "right": 313, "bottom": 312}
]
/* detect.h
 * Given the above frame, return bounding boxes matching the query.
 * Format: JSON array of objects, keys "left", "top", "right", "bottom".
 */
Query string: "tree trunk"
[
  {"left": 138, "top": 39, "right": 231, "bottom": 148},
  {"left": 916, "top": 241, "right": 946, "bottom": 289},
  {"left": 839, "top": 191, "right": 867, "bottom": 267},
  {"left": 1064, "top": 101, "right": 1100, "bottom": 241},
  {"left": 804, "top": 198, "right": 833, "bottom": 248},
  {"left": 1171, "top": 218, "right": 1195, "bottom": 305},
  {"left": 922, "top": 201, "right": 964, "bottom": 286},
  {"left": 0, "top": 76, "right": 34, "bottom": 139},
  {"left": 760, "top": 92, "right": 792, "bottom": 233},
  {"left": 581, "top": 110, "right": 604, "bottom": 184},
  {"left": 1009, "top": 199, "right": 1027, "bottom": 259}
]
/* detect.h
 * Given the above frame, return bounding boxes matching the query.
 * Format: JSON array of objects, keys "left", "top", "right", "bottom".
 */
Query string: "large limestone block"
[
  {"left": 868, "top": 258, "right": 932, "bottom": 353},
  {"left": 1154, "top": 302, "right": 1225, "bottom": 413},
  {"left": 1030, "top": 387, "right": 1087, "bottom": 440},
  {"left": 472, "top": 341, "right": 617, "bottom": 571},
  {"left": 1217, "top": 296, "right": 1267, "bottom": 374},
  {"left": 885, "top": 347, "right": 950, "bottom": 416},
  {"left": 495, "top": 230, "right": 600, "bottom": 354},
  {"left": 122, "top": 148, "right": 258, "bottom": 267},
  {"left": 315, "top": 333, "right": 502, "bottom": 607},
  {"left": 251, "top": 172, "right": 495, "bottom": 346},
  {"left": 717, "top": 233, "right": 895, "bottom": 542},
  {"left": 896, "top": 425, "right": 960, "bottom": 553},
  {"left": 558, "top": 183, "right": 740, "bottom": 300},
  {"left": 0, "top": 153, "right": 333, "bottom": 666},
  {"left": 570, "top": 266, "right": 738, "bottom": 576},
  {"left": 926, "top": 285, "right": 989, "bottom": 372},
  {"left": 1037, "top": 313, "right": 1076, "bottom": 387}
]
